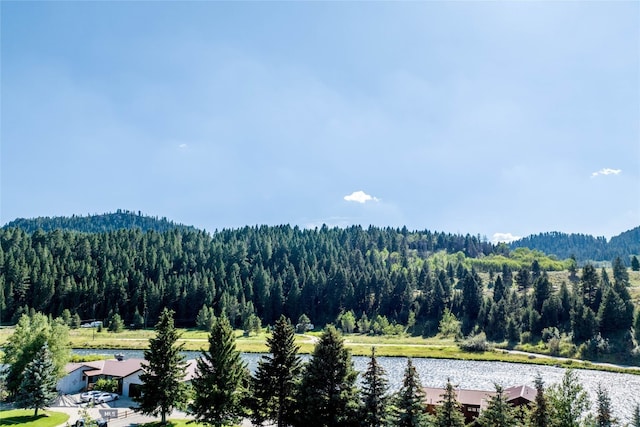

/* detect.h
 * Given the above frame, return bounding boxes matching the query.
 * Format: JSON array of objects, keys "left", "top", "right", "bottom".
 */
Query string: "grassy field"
[
  {"left": 0, "top": 409, "right": 69, "bottom": 427},
  {"left": 2, "top": 325, "right": 638, "bottom": 375}
]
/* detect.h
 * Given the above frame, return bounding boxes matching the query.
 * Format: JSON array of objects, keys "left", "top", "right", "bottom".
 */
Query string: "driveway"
[{"left": 51, "top": 393, "right": 254, "bottom": 427}]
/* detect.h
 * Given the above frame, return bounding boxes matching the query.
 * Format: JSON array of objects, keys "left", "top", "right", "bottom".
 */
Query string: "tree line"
[
  {"left": 4, "top": 309, "right": 640, "bottom": 426},
  {"left": 1, "top": 225, "right": 639, "bottom": 362},
  {"left": 510, "top": 228, "right": 640, "bottom": 264},
  {"left": 7, "top": 309, "right": 640, "bottom": 426}
]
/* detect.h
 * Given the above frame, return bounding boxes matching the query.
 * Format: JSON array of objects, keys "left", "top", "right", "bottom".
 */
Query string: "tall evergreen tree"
[
  {"left": 580, "top": 264, "right": 601, "bottom": 311},
  {"left": 612, "top": 257, "right": 629, "bottom": 288},
  {"left": 15, "top": 343, "right": 58, "bottom": 416},
  {"left": 527, "top": 374, "right": 550, "bottom": 427},
  {"left": 434, "top": 378, "right": 465, "bottom": 427},
  {"left": 251, "top": 315, "right": 301, "bottom": 427},
  {"left": 631, "top": 404, "right": 640, "bottom": 427},
  {"left": 476, "top": 384, "right": 517, "bottom": 427},
  {"left": 296, "top": 325, "right": 359, "bottom": 427},
  {"left": 392, "top": 357, "right": 429, "bottom": 427},
  {"left": 360, "top": 347, "right": 391, "bottom": 427},
  {"left": 634, "top": 309, "right": 640, "bottom": 345},
  {"left": 133, "top": 308, "right": 188, "bottom": 425},
  {"left": 594, "top": 383, "right": 616, "bottom": 427},
  {"left": 190, "top": 315, "right": 248, "bottom": 427},
  {"left": 631, "top": 256, "right": 640, "bottom": 272}
]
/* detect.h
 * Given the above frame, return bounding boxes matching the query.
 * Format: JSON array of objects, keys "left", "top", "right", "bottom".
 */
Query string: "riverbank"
[{"left": 2, "top": 326, "right": 638, "bottom": 375}]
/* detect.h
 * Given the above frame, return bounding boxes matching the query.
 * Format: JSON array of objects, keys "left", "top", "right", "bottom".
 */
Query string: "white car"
[
  {"left": 93, "top": 392, "right": 118, "bottom": 404},
  {"left": 80, "top": 390, "right": 102, "bottom": 402}
]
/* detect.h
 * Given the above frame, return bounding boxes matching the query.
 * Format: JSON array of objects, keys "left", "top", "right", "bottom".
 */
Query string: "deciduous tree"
[
  {"left": 547, "top": 369, "right": 590, "bottom": 427},
  {"left": 2, "top": 313, "right": 69, "bottom": 397}
]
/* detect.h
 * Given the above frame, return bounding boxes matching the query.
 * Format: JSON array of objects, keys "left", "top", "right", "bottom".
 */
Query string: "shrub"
[
  {"left": 94, "top": 378, "right": 118, "bottom": 393},
  {"left": 459, "top": 332, "right": 491, "bottom": 352},
  {"left": 520, "top": 331, "right": 532, "bottom": 344}
]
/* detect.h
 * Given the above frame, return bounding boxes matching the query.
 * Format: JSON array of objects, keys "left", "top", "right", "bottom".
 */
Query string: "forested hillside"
[
  {"left": 510, "top": 227, "right": 640, "bottom": 263},
  {"left": 0, "top": 223, "right": 638, "bottom": 362},
  {"left": 2, "top": 210, "right": 195, "bottom": 234}
]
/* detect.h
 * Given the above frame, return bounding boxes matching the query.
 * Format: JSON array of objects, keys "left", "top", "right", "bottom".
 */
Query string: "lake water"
[{"left": 74, "top": 349, "right": 640, "bottom": 423}]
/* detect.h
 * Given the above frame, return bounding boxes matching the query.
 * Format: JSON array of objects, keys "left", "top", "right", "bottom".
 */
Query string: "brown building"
[{"left": 424, "top": 384, "right": 535, "bottom": 424}]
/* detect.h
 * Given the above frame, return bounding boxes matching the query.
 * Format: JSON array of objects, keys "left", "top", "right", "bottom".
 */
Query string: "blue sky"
[{"left": 1, "top": 1, "right": 638, "bottom": 242}]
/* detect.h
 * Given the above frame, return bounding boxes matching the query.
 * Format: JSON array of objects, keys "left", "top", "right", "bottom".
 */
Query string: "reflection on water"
[{"left": 73, "top": 349, "right": 640, "bottom": 422}]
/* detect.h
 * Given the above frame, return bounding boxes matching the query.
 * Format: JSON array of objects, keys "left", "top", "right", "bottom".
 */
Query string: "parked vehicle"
[
  {"left": 80, "top": 390, "right": 102, "bottom": 402},
  {"left": 75, "top": 418, "right": 107, "bottom": 427},
  {"left": 93, "top": 392, "right": 119, "bottom": 403}
]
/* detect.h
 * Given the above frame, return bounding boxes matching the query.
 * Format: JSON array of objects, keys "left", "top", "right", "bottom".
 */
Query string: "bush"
[
  {"left": 459, "top": 332, "right": 491, "bottom": 352},
  {"left": 94, "top": 378, "right": 118, "bottom": 393},
  {"left": 520, "top": 331, "right": 532, "bottom": 344}
]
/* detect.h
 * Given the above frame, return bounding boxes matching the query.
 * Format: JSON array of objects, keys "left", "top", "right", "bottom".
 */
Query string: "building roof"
[
  {"left": 504, "top": 385, "right": 536, "bottom": 402},
  {"left": 424, "top": 384, "right": 534, "bottom": 407},
  {"left": 424, "top": 386, "right": 495, "bottom": 407},
  {"left": 65, "top": 358, "right": 199, "bottom": 381}
]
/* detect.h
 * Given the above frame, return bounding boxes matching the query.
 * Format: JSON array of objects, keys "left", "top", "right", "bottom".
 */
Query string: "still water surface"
[{"left": 74, "top": 349, "right": 640, "bottom": 423}]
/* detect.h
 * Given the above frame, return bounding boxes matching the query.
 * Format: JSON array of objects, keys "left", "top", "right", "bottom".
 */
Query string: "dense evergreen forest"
[
  {"left": 1, "top": 215, "right": 639, "bottom": 362},
  {"left": 510, "top": 227, "right": 640, "bottom": 264},
  {"left": 2, "top": 210, "right": 195, "bottom": 234}
]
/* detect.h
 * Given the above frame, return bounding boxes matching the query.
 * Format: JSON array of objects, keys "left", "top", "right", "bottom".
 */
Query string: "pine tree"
[
  {"left": 476, "top": 384, "right": 516, "bottom": 427},
  {"left": 15, "top": 343, "right": 58, "bottom": 416},
  {"left": 631, "top": 256, "right": 640, "bottom": 272},
  {"left": 612, "top": 257, "right": 630, "bottom": 288},
  {"left": 133, "top": 308, "right": 188, "bottom": 425},
  {"left": 190, "top": 315, "right": 248, "bottom": 427},
  {"left": 595, "top": 383, "right": 616, "bottom": 427},
  {"left": 108, "top": 312, "right": 124, "bottom": 333},
  {"left": 392, "top": 357, "right": 429, "bottom": 427},
  {"left": 631, "top": 404, "right": 640, "bottom": 427},
  {"left": 434, "top": 378, "right": 465, "bottom": 427},
  {"left": 634, "top": 309, "right": 640, "bottom": 345},
  {"left": 296, "top": 325, "right": 359, "bottom": 427},
  {"left": 251, "top": 315, "right": 301, "bottom": 427},
  {"left": 360, "top": 347, "right": 390, "bottom": 427},
  {"left": 527, "top": 374, "right": 550, "bottom": 427}
]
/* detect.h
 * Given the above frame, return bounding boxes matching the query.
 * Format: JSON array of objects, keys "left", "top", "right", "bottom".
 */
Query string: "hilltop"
[
  {"left": 510, "top": 227, "right": 640, "bottom": 264},
  {"left": 2, "top": 210, "right": 196, "bottom": 234}
]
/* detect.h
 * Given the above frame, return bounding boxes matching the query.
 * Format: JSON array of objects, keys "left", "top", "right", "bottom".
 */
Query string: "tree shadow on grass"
[{"left": 0, "top": 415, "right": 42, "bottom": 425}]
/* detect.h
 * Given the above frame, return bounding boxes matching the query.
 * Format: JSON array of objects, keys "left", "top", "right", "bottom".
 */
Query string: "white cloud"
[
  {"left": 178, "top": 143, "right": 188, "bottom": 149},
  {"left": 591, "top": 168, "right": 621, "bottom": 177},
  {"left": 492, "top": 232, "right": 521, "bottom": 244},
  {"left": 343, "top": 190, "right": 380, "bottom": 204}
]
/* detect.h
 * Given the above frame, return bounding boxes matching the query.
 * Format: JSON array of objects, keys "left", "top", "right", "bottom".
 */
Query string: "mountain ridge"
[{"left": 3, "top": 211, "right": 638, "bottom": 263}]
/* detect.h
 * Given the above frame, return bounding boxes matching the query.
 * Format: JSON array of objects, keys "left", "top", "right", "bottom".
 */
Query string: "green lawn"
[{"left": 0, "top": 409, "right": 69, "bottom": 427}]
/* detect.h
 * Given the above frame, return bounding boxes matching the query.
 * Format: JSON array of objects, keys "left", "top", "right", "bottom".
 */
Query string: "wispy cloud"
[
  {"left": 178, "top": 143, "right": 188, "bottom": 149},
  {"left": 343, "top": 190, "right": 380, "bottom": 204},
  {"left": 492, "top": 232, "right": 521, "bottom": 244},
  {"left": 591, "top": 168, "right": 621, "bottom": 177}
]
